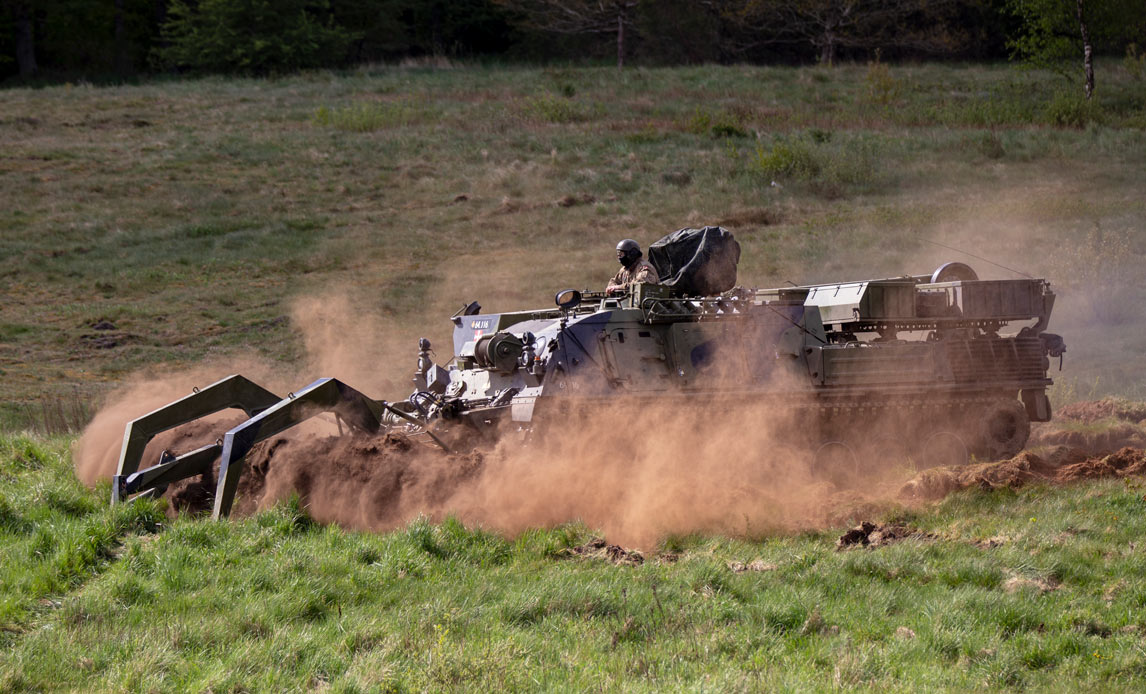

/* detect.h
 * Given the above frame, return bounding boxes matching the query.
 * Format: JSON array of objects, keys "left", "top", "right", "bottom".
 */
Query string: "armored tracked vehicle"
[{"left": 111, "top": 228, "right": 1065, "bottom": 516}]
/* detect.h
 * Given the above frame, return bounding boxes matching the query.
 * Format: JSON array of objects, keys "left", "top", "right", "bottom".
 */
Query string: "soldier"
[{"left": 606, "top": 239, "right": 659, "bottom": 295}]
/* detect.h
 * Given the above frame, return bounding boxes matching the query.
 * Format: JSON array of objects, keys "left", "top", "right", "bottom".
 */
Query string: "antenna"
[{"left": 922, "top": 239, "right": 1033, "bottom": 279}]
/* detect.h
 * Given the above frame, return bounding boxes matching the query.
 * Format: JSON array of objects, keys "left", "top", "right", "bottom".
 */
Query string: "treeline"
[{"left": 1, "top": 0, "right": 1142, "bottom": 81}]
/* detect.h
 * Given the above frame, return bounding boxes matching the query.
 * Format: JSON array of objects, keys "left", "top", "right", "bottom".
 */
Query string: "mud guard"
[{"left": 1021, "top": 389, "right": 1052, "bottom": 423}]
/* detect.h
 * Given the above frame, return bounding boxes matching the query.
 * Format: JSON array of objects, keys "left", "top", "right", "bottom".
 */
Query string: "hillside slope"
[
  {"left": 2, "top": 63, "right": 1146, "bottom": 430},
  {"left": 4, "top": 432, "right": 1146, "bottom": 691}
]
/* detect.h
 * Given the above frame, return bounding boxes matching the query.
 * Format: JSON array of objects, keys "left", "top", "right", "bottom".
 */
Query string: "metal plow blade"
[
  {"left": 112, "top": 374, "right": 280, "bottom": 504},
  {"left": 111, "top": 375, "right": 393, "bottom": 518}
]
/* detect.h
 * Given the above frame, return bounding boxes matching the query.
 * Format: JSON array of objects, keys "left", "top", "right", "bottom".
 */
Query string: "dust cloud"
[
  {"left": 455, "top": 403, "right": 825, "bottom": 545},
  {"left": 73, "top": 360, "right": 280, "bottom": 485},
  {"left": 215, "top": 401, "right": 845, "bottom": 547},
  {"left": 291, "top": 292, "right": 412, "bottom": 398},
  {"left": 78, "top": 284, "right": 908, "bottom": 547},
  {"left": 73, "top": 290, "right": 411, "bottom": 484},
  {"left": 74, "top": 184, "right": 1145, "bottom": 545}
]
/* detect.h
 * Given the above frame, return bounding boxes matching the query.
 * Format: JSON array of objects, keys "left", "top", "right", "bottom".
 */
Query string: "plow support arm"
[
  {"left": 111, "top": 375, "right": 281, "bottom": 504},
  {"left": 212, "top": 378, "right": 385, "bottom": 519},
  {"left": 115, "top": 375, "right": 281, "bottom": 479},
  {"left": 117, "top": 444, "right": 221, "bottom": 501}
]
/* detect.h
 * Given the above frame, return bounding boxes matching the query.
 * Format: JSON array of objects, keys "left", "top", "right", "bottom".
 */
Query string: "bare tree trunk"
[
  {"left": 616, "top": 12, "right": 624, "bottom": 69},
  {"left": 820, "top": 31, "right": 836, "bottom": 66},
  {"left": 13, "top": 1, "right": 37, "bottom": 78},
  {"left": 819, "top": 11, "right": 838, "bottom": 66},
  {"left": 1076, "top": 0, "right": 1094, "bottom": 99}
]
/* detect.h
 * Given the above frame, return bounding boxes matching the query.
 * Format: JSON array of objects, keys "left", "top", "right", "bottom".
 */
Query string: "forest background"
[{"left": 2, "top": 0, "right": 1144, "bottom": 85}]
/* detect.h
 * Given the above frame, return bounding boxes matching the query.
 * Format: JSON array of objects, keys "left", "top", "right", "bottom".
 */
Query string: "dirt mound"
[
  {"left": 557, "top": 538, "right": 644, "bottom": 566},
  {"left": 251, "top": 433, "right": 483, "bottom": 530},
  {"left": 836, "top": 521, "right": 932, "bottom": 549},
  {"left": 899, "top": 446, "right": 1145, "bottom": 500},
  {"left": 1026, "top": 399, "right": 1146, "bottom": 458},
  {"left": 1029, "top": 421, "right": 1146, "bottom": 456},
  {"left": 158, "top": 432, "right": 484, "bottom": 530},
  {"left": 899, "top": 449, "right": 1074, "bottom": 500},
  {"left": 1055, "top": 447, "right": 1146, "bottom": 482},
  {"left": 1057, "top": 398, "right": 1146, "bottom": 424}
]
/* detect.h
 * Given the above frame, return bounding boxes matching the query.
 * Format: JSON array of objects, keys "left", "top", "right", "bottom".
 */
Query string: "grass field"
[
  {"left": 3, "top": 61, "right": 1146, "bottom": 691},
  {"left": 3, "top": 61, "right": 1146, "bottom": 429},
  {"left": 5, "top": 433, "right": 1146, "bottom": 692}
]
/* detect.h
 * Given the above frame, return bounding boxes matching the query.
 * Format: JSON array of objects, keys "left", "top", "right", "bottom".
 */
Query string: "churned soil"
[
  {"left": 244, "top": 432, "right": 484, "bottom": 529},
  {"left": 133, "top": 398, "right": 1146, "bottom": 542},
  {"left": 1029, "top": 398, "right": 1146, "bottom": 455},
  {"left": 160, "top": 431, "right": 483, "bottom": 529},
  {"left": 1029, "top": 422, "right": 1146, "bottom": 456},
  {"left": 899, "top": 446, "right": 1146, "bottom": 501},
  {"left": 836, "top": 521, "right": 933, "bottom": 549},
  {"left": 556, "top": 537, "right": 645, "bottom": 565},
  {"left": 1056, "top": 398, "right": 1146, "bottom": 424}
]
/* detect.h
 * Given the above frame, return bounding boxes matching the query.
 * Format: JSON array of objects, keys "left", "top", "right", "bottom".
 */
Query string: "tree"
[
  {"left": 636, "top": 0, "right": 747, "bottom": 64},
  {"left": 1007, "top": 0, "right": 1144, "bottom": 99},
  {"left": 3, "top": 0, "right": 38, "bottom": 77},
  {"left": 328, "top": 0, "right": 413, "bottom": 62},
  {"left": 115, "top": 0, "right": 128, "bottom": 73},
  {"left": 2, "top": 0, "right": 164, "bottom": 79},
  {"left": 732, "top": 0, "right": 971, "bottom": 65},
  {"left": 156, "top": 0, "right": 353, "bottom": 74},
  {"left": 405, "top": 0, "right": 518, "bottom": 58},
  {"left": 494, "top": 0, "right": 639, "bottom": 68}
]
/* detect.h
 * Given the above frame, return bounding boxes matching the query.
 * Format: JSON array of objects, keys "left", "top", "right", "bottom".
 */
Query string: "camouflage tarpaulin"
[{"left": 648, "top": 226, "right": 741, "bottom": 296}]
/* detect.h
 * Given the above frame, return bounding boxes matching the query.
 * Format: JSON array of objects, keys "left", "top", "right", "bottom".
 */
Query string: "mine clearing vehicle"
[{"left": 110, "top": 227, "right": 1066, "bottom": 517}]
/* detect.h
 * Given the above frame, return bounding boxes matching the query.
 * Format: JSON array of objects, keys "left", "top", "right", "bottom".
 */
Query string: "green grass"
[
  {"left": 312, "top": 100, "right": 434, "bottom": 132},
  {"left": 0, "top": 435, "right": 163, "bottom": 633},
  {"left": 3, "top": 432, "right": 1146, "bottom": 691}
]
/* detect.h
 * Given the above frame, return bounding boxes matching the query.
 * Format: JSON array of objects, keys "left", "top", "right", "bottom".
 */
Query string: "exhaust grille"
[{"left": 947, "top": 336, "right": 1046, "bottom": 382}]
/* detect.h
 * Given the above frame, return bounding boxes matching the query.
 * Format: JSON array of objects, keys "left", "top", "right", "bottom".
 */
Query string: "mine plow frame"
[
  {"left": 112, "top": 375, "right": 281, "bottom": 504},
  {"left": 112, "top": 374, "right": 452, "bottom": 518}
]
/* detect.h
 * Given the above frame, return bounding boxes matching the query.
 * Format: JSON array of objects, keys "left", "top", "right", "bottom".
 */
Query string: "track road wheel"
[
  {"left": 918, "top": 431, "right": 969, "bottom": 469},
  {"left": 812, "top": 440, "right": 860, "bottom": 488},
  {"left": 861, "top": 435, "right": 913, "bottom": 473},
  {"left": 979, "top": 400, "right": 1030, "bottom": 460}
]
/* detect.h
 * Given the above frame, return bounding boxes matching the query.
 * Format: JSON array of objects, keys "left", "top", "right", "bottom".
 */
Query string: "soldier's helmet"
[{"left": 616, "top": 239, "right": 642, "bottom": 267}]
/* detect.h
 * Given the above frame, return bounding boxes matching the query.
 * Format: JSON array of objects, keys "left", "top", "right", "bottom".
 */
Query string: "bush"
[
  {"left": 686, "top": 108, "right": 750, "bottom": 138},
  {"left": 1124, "top": 43, "right": 1145, "bottom": 80},
  {"left": 750, "top": 132, "right": 884, "bottom": 197},
  {"left": 312, "top": 102, "right": 424, "bottom": 132},
  {"left": 156, "top": 0, "right": 353, "bottom": 75},
  {"left": 978, "top": 131, "right": 1006, "bottom": 159},
  {"left": 1044, "top": 91, "right": 1100, "bottom": 128},
  {"left": 754, "top": 139, "right": 822, "bottom": 180},
  {"left": 522, "top": 95, "right": 594, "bottom": 123},
  {"left": 864, "top": 57, "right": 902, "bottom": 105}
]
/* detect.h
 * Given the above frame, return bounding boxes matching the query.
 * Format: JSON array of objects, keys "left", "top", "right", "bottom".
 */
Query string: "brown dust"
[{"left": 72, "top": 210, "right": 1142, "bottom": 547}]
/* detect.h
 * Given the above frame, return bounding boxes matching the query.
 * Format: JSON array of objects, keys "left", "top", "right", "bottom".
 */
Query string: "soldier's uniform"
[{"left": 607, "top": 259, "right": 659, "bottom": 293}]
